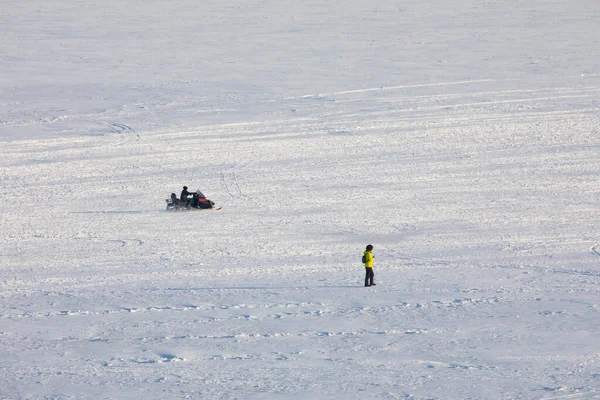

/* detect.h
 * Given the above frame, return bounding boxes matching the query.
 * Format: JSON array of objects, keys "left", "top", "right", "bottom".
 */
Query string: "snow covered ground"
[{"left": 1, "top": 1, "right": 600, "bottom": 399}]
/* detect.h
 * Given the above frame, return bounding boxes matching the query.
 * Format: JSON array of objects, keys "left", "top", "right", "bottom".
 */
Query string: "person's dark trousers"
[{"left": 365, "top": 267, "right": 374, "bottom": 287}]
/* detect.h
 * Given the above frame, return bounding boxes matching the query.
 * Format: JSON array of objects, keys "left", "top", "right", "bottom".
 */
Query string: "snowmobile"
[{"left": 165, "top": 190, "right": 218, "bottom": 211}]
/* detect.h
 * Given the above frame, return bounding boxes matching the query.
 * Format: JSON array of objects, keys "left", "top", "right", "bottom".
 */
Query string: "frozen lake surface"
[{"left": 1, "top": 1, "right": 599, "bottom": 399}]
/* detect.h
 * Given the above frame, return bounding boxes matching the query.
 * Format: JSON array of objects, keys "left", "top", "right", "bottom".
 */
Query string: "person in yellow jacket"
[{"left": 363, "top": 244, "right": 375, "bottom": 287}]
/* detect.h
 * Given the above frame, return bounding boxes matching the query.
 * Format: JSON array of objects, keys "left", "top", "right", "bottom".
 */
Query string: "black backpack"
[{"left": 362, "top": 254, "right": 367, "bottom": 263}]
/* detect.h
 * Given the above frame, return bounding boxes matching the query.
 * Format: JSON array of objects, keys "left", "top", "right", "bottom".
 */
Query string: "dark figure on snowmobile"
[
  {"left": 179, "top": 186, "right": 193, "bottom": 201},
  {"left": 169, "top": 193, "right": 187, "bottom": 208},
  {"left": 180, "top": 186, "right": 194, "bottom": 205}
]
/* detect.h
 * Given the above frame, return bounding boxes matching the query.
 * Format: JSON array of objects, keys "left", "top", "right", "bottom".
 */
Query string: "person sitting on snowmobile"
[
  {"left": 180, "top": 186, "right": 193, "bottom": 207},
  {"left": 169, "top": 193, "right": 183, "bottom": 207}
]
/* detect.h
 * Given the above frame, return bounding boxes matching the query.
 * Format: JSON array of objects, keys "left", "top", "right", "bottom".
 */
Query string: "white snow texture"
[{"left": 1, "top": 1, "right": 599, "bottom": 399}]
